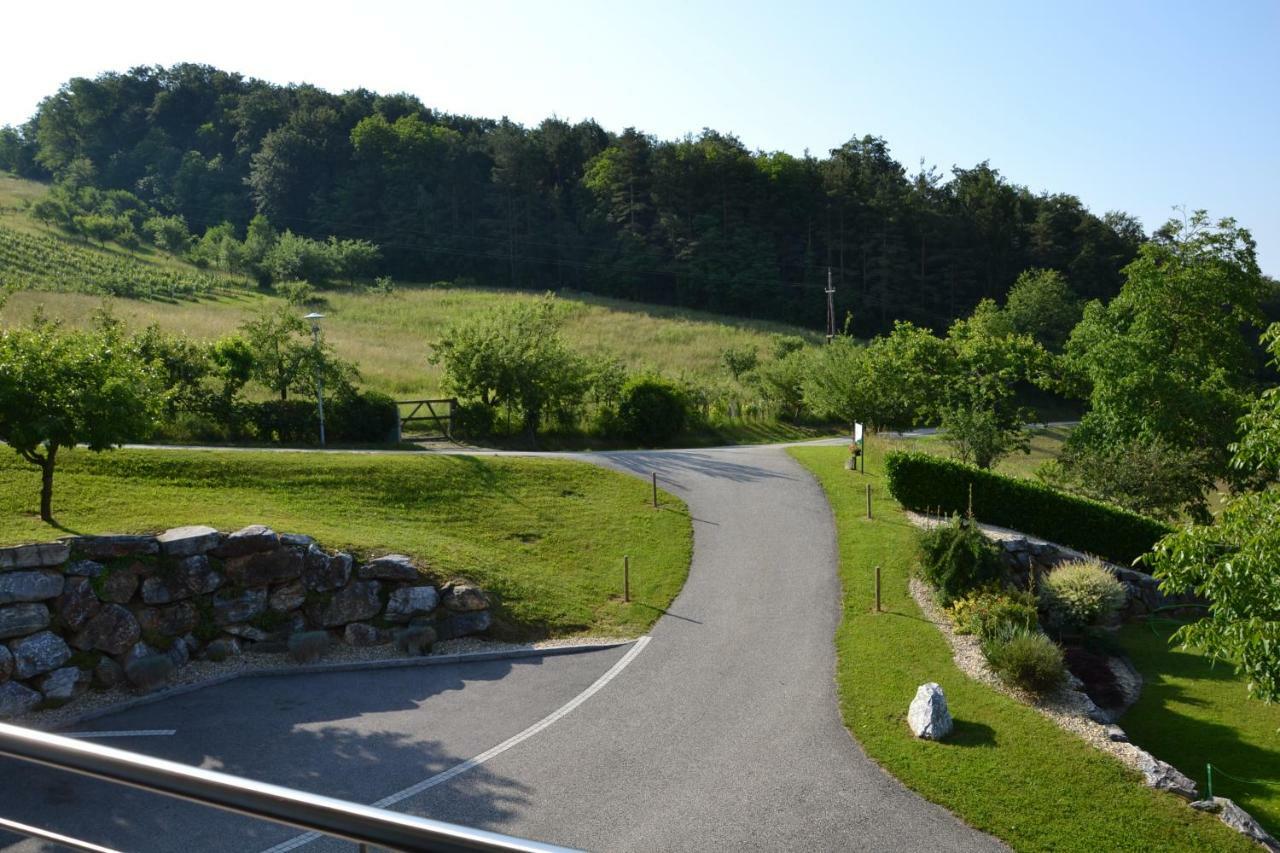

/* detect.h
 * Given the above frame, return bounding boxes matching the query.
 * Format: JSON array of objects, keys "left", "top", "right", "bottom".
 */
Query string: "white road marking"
[
  {"left": 259, "top": 637, "right": 652, "bottom": 853},
  {"left": 61, "top": 729, "right": 177, "bottom": 738}
]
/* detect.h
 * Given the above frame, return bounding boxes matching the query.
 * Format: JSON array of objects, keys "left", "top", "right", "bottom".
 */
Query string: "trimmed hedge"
[{"left": 883, "top": 451, "right": 1172, "bottom": 568}]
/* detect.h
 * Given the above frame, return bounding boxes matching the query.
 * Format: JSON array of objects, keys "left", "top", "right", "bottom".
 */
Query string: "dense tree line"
[{"left": 0, "top": 64, "right": 1147, "bottom": 334}]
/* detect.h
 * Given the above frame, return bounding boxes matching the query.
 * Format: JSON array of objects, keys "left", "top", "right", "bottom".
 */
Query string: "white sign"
[{"left": 854, "top": 422, "right": 864, "bottom": 443}]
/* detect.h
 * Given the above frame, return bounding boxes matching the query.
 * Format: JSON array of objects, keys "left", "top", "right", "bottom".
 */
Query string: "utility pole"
[{"left": 825, "top": 267, "right": 836, "bottom": 343}]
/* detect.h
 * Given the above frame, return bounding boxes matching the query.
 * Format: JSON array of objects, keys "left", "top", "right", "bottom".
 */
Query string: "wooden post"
[
  {"left": 866, "top": 483, "right": 872, "bottom": 519},
  {"left": 875, "top": 564, "right": 882, "bottom": 612},
  {"left": 624, "top": 555, "right": 631, "bottom": 603},
  {"left": 652, "top": 472, "right": 659, "bottom": 509}
]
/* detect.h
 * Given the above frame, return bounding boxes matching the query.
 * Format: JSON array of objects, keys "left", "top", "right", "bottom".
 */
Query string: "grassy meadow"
[{"left": 0, "top": 448, "right": 692, "bottom": 641}]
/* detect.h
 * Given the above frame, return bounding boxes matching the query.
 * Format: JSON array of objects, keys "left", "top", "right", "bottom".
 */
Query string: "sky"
[{"left": 2, "top": 1, "right": 1278, "bottom": 273}]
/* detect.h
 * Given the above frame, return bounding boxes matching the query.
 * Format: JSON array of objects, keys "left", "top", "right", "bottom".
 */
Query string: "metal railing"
[{"left": 0, "top": 722, "right": 573, "bottom": 853}]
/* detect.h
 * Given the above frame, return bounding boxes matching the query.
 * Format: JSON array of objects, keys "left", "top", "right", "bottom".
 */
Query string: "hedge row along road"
[{"left": 0, "top": 441, "right": 999, "bottom": 851}]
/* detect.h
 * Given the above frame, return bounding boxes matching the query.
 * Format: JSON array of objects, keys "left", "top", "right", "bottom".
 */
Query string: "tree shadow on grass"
[{"left": 945, "top": 719, "right": 997, "bottom": 748}]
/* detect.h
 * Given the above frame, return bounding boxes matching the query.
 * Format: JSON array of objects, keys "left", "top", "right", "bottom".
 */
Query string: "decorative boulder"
[
  {"left": 1191, "top": 797, "right": 1280, "bottom": 851},
  {"left": 316, "top": 581, "right": 382, "bottom": 627},
  {"left": 97, "top": 568, "right": 140, "bottom": 604},
  {"left": 57, "top": 577, "right": 102, "bottom": 632},
  {"left": 907, "top": 682, "right": 953, "bottom": 740},
  {"left": 156, "top": 525, "right": 222, "bottom": 558},
  {"left": 64, "top": 535, "right": 158, "bottom": 560},
  {"left": 444, "top": 609, "right": 492, "bottom": 638},
  {"left": 135, "top": 603, "right": 198, "bottom": 638},
  {"left": 0, "top": 571, "right": 64, "bottom": 604},
  {"left": 442, "top": 582, "right": 490, "bottom": 612},
  {"left": 269, "top": 581, "right": 306, "bottom": 614},
  {"left": 203, "top": 638, "right": 242, "bottom": 662},
  {"left": 0, "top": 542, "right": 69, "bottom": 570},
  {"left": 344, "top": 623, "right": 388, "bottom": 647},
  {"left": 93, "top": 657, "right": 124, "bottom": 689},
  {"left": 303, "top": 547, "right": 352, "bottom": 593},
  {"left": 384, "top": 586, "right": 439, "bottom": 623},
  {"left": 224, "top": 548, "right": 303, "bottom": 587},
  {"left": 38, "top": 666, "right": 89, "bottom": 703},
  {"left": 358, "top": 554, "right": 418, "bottom": 582},
  {"left": 280, "top": 533, "right": 314, "bottom": 549},
  {"left": 212, "top": 589, "right": 268, "bottom": 626},
  {"left": 0, "top": 603, "right": 50, "bottom": 639},
  {"left": 73, "top": 605, "right": 141, "bottom": 656},
  {"left": 0, "top": 681, "right": 41, "bottom": 717},
  {"left": 10, "top": 630, "right": 72, "bottom": 679},
  {"left": 1135, "top": 751, "right": 1198, "bottom": 800},
  {"left": 212, "top": 525, "right": 279, "bottom": 559}
]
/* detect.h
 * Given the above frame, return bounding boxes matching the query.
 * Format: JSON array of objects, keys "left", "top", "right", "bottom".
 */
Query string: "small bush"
[
  {"left": 125, "top": 654, "right": 175, "bottom": 692},
  {"left": 948, "top": 589, "right": 1039, "bottom": 641},
  {"left": 329, "top": 389, "right": 399, "bottom": 443},
  {"left": 983, "top": 627, "right": 1066, "bottom": 695},
  {"left": 394, "top": 624, "right": 436, "bottom": 656},
  {"left": 615, "top": 376, "right": 689, "bottom": 445},
  {"left": 1039, "top": 559, "right": 1127, "bottom": 633},
  {"left": 884, "top": 451, "right": 1172, "bottom": 566},
  {"left": 918, "top": 516, "right": 1003, "bottom": 604},
  {"left": 452, "top": 400, "right": 494, "bottom": 440},
  {"left": 287, "top": 631, "right": 330, "bottom": 664}
]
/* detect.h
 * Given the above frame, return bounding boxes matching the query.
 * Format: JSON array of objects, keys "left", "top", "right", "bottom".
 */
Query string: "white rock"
[{"left": 907, "top": 682, "right": 953, "bottom": 740}]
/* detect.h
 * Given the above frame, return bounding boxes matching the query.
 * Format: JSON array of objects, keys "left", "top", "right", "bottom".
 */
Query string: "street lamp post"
[{"left": 304, "top": 312, "right": 326, "bottom": 446}]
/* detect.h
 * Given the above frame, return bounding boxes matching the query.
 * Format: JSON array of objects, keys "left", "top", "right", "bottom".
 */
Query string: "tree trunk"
[{"left": 39, "top": 444, "right": 58, "bottom": 523}]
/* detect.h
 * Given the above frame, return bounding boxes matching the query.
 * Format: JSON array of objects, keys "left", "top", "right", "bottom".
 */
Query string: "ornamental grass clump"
[
  {"left": 918, "top": 515, "right": 1004, "bottom": 604},
  {"left": 1039, "top": 559, "right": 1127, "bottom": 634},
  {"left": 982, "top": 626, "right": 1066, "bottom": 695}
]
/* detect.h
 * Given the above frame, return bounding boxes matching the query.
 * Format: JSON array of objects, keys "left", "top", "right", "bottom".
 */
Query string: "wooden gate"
[{"left": 397, "top": 398, "right": 457, "bottom": 439}]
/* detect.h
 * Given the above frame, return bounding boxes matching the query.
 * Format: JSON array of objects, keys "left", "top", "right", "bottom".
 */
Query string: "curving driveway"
[{"left": 0, "top": 443, "right": 1001, "bottom": 851}]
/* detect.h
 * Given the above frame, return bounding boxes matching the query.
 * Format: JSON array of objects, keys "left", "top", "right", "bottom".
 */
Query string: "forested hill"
[{"left": 0, "top": 64, "right": 1145, "bottom": 334}]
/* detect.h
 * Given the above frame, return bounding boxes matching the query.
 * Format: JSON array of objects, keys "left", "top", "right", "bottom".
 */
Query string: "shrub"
[
  {"left": 1039, "top": 559, "right": 1127, "bottom": 633},
  {"left": 918, "top": 516, "right": 1003, "bottom": 604},
  {"left": 616, "top": 376, "right": 689, "bottom": 445},
  {"left": 982, "top": 627, "right": 1066, "bottom": 695},
  {"left": 451, "top": 400, "right": 494, "bottom": 440},
  {"left": 329, "top": 389, "right": 399, "bottom": 443},
  {"left": 249, "top": 399, "right": 318, "bottom": 443},
  {"left": 287, "top": 631, "right": 330, "bottom": 664},
  {"left": 949, "top": 589, "right": 1039, "bottom": 641},
  {"left": 394, "top": 624, "right": 436, "bottom": 656},
  {"left": 125, "top": 654, "right": 175, "bottom": 692},
  {"left": 884, "top": 451, "right": 1172, "bottom": 567}
]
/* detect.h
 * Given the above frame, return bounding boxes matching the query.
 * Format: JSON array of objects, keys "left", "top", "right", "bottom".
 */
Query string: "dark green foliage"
[
  {"left": 287, "top": 630, "right": 330, "bottom": 664},
  {"left": 394, "top": 624, "right": 436, "bottom": 656},
  {"left": 885, "top": 451, "right": 1171, "bottom": 567},
  {"left": 125, "top": 654, "right": 175, "bottom": 692},
  {"left": 12, "top": 64, "right": 1145, "bottom": 334},
  {"left": 616, "top": 376, "right": 689, "bottom": 445},
  {"left": 67, "top": 650, "right": 103, "bottom": 671},
  {"left": 327, "top": 390, "right": 399, "bottom": 443},
  {"left": 917, "top": 516, "right": 1003, "bottom": 604},
  {"left": 451, "top": 400, "right": 494, "bottom": 440},
  {"left": 249, "top": 400, "right": 318, "bottom": 443},
  {"left": 982, "top": 627, "right": 1066, "bottom": 695}
]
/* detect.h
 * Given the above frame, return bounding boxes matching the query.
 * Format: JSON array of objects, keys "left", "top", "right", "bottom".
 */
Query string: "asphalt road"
[{"left": 0, "top": 444, "right": 1001, "bottom": 851}]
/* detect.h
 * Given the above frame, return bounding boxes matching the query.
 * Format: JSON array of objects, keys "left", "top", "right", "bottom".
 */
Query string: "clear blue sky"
[{"left": 3, "top": 1, "right": 1277, "bottom": 273}]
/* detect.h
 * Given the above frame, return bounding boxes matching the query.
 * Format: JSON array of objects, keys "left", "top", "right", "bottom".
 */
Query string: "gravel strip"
[{"left": 13, "top": 635, "right": 634, "bottom": 732}]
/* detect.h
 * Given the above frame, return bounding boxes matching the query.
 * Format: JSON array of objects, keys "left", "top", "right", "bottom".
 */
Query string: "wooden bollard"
[
  {"left": 652, "top": 472, "right": 658, "bottom": 509},
  {"left": 866, "top": 483, "right": 872, "bottom": 519}
]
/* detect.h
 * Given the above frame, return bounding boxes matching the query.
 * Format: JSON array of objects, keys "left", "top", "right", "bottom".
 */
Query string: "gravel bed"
[
  {"left": 13, "top": 635, "right": 633, "bottom": 732},
  {"left": 908, "top": 574, "right": 1150, "bottom": 773}
]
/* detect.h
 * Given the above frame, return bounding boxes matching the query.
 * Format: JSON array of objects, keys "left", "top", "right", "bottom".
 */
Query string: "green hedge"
[{"left": 883, "top": 451, "right": 1172, "bottom": 568}]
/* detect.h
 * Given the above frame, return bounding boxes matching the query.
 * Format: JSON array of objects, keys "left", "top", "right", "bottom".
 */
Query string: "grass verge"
[
  {"left": 1119, "top": 623, "right": 1280, "bottom": 835},
  {"left": 789, "top": 441, "right": 1251, "bottom": 852},
  {"left": 0, "top": 449, "right": 692, "bottom": 641}
]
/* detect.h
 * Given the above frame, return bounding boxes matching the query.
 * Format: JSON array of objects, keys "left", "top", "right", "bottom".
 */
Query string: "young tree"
[
  {"left": 1148, "top": 324, "right": 1280, "bottom": 701},
  {"left": 430, "top": 297, "right": 587, "bottom": 441},
  {"left": 240, "top": 306, "right": 354, "bottom": 401},
  {"left": 1003, "top": 268, "right": 1082, "bottom": 352},
  {"left": 144, "top": 214, "right": 192, "bottom": 255},
  {"left": 0, "top": 317, "right": 160, "bottom": 522},
  {"left": 720, "top": 345, "right": 759, "bottom": 381},
  {"left": 1065, "top": 212, "right": 1269, "bottom": 516}
]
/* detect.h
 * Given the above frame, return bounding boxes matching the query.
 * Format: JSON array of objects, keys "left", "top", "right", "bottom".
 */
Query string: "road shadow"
[
  {"left": 596, "top": 449, "right": 796, "bottom": 487},
  {"left": 0, "top": 654, "right": 582, "bottom": 853}
]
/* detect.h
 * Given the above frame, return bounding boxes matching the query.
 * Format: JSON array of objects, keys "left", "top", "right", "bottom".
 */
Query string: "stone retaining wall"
[{"left": 0, "top": 525, "right": 493, "bottom": 718}]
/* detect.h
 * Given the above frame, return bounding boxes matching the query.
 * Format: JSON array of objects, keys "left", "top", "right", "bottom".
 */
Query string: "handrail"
[{"left": 0, "top": 722, "right": 573, "bottom": 852}]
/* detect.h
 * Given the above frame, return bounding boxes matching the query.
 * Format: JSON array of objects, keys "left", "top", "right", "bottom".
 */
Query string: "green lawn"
[
  {"left": 789, "top": 441, "right": 1251, "bottom": 852},
  {"left": 884, "top": 424, "right": 1072, "bottom": 481},
  {"left": 1119, "top": 623, "right": 1280, "bottom": 835},
  {"left": 0, "top": 449, "right": 692, "bottom": 641}
]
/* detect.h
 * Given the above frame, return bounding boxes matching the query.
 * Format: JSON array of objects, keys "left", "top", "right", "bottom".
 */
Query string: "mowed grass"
[
  {"left": 0, "top": 449, "right": 692, "bottom": 641},
  {"left": 789, "top": 441, "right": 1251, "bottom": 852},
  {"left": 1119, "top": 623, "right": 1280, "bottom": 835}
]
